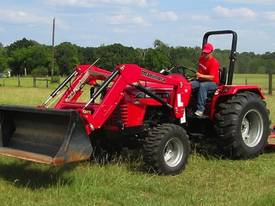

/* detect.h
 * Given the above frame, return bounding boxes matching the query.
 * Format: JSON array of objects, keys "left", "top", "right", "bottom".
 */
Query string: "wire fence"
[
  {"left": 233, "top": 73, "right": 274, "bottom": 95},
  {"left": 0, "top": 76, "right": 62, "bottom": 89}
]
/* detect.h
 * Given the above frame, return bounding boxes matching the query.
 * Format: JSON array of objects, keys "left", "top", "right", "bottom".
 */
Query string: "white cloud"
[
  {"left": 113, "top": 27, "right": 127, "bottom": 33},
  {"left": 47, "top": 0, "right": 154, "bottom": 7},
  {"left": 0, "top": 9, "right": 72, "bottom": 31},
  {"left": 107, "top": 13, "right": 151, "bottom": 27},
  {"left": 225, "top": 0, "right": 275, "bottom": 4},
  {"left": 79, "top": 33, "right": 102, "bottom": 41},
  {"left": 239, "top": 29, "right": 271, "bottom": 41},
  {"left": 190, "top": 15, "right": 211, "bottom": 21},
  {"left": 214, "top": 6, "right": 256, "bottom": 19},
  {"left": 264, "top": 12, "right": 275, "bottom": 21},
  {"left": 0, "top": 9, "right": 49, "bottom": 24},
  {"left": 150, "top": 9, "right": 179, "bottom": 21}
]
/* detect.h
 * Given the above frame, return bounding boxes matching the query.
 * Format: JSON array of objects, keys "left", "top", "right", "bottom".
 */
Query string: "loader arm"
[
  {"left": 54, "top": 65, "right": 112, "bottom": 108},
  {"left": 56, "top": 64, "right": 191, "bottom": 134}
]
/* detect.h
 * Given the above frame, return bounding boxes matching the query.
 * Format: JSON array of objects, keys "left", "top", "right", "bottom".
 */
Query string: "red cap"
[{"left": 202, "top": 43, "right": 214, "bottom": 54}]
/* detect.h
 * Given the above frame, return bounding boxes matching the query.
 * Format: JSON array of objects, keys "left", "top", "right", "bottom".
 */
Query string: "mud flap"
[{"left": 0, "top": 105, "right": 93, "bottom": 165}]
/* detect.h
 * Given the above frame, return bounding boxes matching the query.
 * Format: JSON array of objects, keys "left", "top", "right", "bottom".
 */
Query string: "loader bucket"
[{"left": 0, "top": 105, "right": 93, "bottom": 165}]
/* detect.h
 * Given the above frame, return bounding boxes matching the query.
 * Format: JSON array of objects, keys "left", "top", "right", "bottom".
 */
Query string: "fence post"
[
  {"left": 33, "top": 77, "right": 36, "bottom": 88},
  {"left": 268, "top": 72, "right": 272, "bottom": 95},
  {"left": 17, "top": 75, "right": 21, "bottom": 87},
  {"left": 46, "top": 79, "right": 49, "bottom": 88}
]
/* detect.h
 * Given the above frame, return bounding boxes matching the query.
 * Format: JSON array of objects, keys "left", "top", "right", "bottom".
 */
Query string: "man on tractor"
[{"left": 192, "top": 43, "right": 220, "bottom": 117}]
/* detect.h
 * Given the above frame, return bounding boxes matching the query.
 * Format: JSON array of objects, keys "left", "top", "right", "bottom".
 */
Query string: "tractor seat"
[
  {"left": 219, "top": 67, "right": 227, "bottom": 85},
  {"left": 206, "top": 67, "right": 227, "bottom": 98}
]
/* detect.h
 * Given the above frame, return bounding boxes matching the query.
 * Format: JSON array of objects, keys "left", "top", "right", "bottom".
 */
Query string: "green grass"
[
  {"left": 233, "top": 73, "right": 275, "bottom": 93},
  {"left": 0, "top": 77, "right": 61, "bottom": 89},
  {"left": 0, "top": 152, "right": 275, "bottom": 205},
  {"left": 0, "top": 87, "right": 51, "bottom": 106},
  {"left": 0, "top": 74, "right": 274, "bottom": 205}
]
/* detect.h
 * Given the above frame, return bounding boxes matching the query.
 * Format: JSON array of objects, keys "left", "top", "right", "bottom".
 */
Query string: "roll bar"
[{"left": 202, "top": 30, "right": 238, "bottom": 85}]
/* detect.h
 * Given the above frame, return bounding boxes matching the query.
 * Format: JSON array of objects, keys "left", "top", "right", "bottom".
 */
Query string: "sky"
[{"left": 0, "top": 0, "right": 275, "bottom": 53}]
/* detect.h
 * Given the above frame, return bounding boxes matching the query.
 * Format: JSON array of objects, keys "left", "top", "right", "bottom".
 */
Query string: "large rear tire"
[
  {"left": 215, "top": 91, "right": 270, "bottom": 158},
  {"left": 143, "top": 123, "right": 190, "bottom": 175}
]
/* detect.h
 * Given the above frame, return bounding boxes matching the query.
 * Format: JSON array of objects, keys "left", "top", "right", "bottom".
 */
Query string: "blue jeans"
[{"left": 191, "top": 80, "right": 217, "bottom": 112}]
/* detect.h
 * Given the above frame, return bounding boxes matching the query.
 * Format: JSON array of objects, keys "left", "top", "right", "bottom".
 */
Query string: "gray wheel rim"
[
  {"left": 241, "top": 109, "right": 264, "bottom": 147},
  {"left": 163, "top": 137, "right": 184, "bottom": 167}
]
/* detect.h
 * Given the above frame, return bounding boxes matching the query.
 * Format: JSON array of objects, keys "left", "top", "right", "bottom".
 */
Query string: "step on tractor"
[{"left": 0, "top": 30, "right": 273, "bottom": 175}]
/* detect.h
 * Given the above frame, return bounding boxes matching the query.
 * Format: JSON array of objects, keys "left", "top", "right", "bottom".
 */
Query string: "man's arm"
[
  {"left": 196, "top": 72, "right": 214, "bottom": 81},
  {"left": 197, "top": 58, "right": 219, "bottom": 82}
]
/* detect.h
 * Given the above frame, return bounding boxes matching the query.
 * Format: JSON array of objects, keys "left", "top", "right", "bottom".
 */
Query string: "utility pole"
[{"left": 51, "top": 17, "right": 56, "bottom": 81}]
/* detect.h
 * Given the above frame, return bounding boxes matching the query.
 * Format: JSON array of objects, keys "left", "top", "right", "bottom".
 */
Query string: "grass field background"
[
  {"left": 0, "top": 73, "right": 274, "bottom": 90},
  {"left": 0, "top": 74, "right": 274, "bottom": 205}
]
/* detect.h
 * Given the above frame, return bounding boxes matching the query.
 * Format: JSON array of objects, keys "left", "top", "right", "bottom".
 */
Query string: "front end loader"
[{"left": 0, "top": 63, "right": 192, "bottom": 175}]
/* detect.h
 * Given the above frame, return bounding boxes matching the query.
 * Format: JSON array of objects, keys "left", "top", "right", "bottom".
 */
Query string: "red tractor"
[{"left": 0, "top": 30, "right": 271, "bottom": 175}]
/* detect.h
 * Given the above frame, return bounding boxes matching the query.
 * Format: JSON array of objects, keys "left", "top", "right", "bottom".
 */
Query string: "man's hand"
[
  {"left": 196, "top": 72, "right": 214, "bottom": 81},
  {"left": 196, "top": 72, "right": 203, "bottom": 79}
]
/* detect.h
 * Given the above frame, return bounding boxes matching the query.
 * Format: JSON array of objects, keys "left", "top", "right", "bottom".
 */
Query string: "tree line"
[{"left": 0, "top": 38, "right": 274, "bottom": 76}]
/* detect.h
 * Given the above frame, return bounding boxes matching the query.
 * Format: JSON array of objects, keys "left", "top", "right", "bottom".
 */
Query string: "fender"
[{"left": 209, "top": 85, "right": 265, "bottom": 120}]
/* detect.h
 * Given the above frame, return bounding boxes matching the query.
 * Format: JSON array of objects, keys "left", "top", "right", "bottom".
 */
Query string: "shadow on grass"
[
  {"left": 0, "top": 160, "right": 77, "bottom": 189},
  {"left": 190, "top": 140, "right": 224, "bottom": 160},
  {"left": 264, "top": 146, "right": 275, "bottom": 154},
  {"left": 193, "top": 141, "right": 275, "bottom": 160}
]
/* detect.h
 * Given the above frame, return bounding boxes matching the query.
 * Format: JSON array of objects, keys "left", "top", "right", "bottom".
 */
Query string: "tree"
[
  {"left": 2, "top": 37, "right": 275, "bottom": 76},
  {"left": 7, "top": 38, "right": 38, "bottom": 55},
  {"left": 169, "top": 46, "right": 200, "bottom": 68},
  {"left": 8, "top": 45, "right": 52, "bottom": 75},
  {"left": 90, "top": 43, "right": 142, "bottom": 70},
  {"left": 55, "top": 42, "right": 80, "bottom": 75},
  {"left": 0, "top": 47, "right": 8, "bottom": 73},
  {"left": 28, "top": 46, "right": 53, "bottom": 75},
  {"left": 143, "top": 48, "right": 171, "bottom": 71},
  {"left": 154, "top": 39, "right": 168, "bottom": 49}
]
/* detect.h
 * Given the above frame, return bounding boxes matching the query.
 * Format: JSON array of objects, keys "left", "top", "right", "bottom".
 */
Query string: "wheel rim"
[
  {"left": 241, "top": 109, "right": 264, "bottom": 147},
  {"left": 163, "top": 137, "right": 184, "bottom": 167}
]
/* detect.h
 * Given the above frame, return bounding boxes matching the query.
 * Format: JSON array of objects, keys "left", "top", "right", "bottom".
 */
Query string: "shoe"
[{"left": 194, "top": 110, "right": 204, "bottom": 117}]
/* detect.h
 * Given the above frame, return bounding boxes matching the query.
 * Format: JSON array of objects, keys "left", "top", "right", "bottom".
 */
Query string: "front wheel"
[
  {"left": 143, "top": 123, "right": 190, "bottom": 175},
  {"left": 215, "top": 91, "right": 270, "bottom": 158}
]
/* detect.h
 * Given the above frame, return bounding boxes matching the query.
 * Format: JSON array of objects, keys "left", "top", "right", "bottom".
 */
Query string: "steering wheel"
[{"left": 174, "top": 66, "right": 196, "bottom": 81}]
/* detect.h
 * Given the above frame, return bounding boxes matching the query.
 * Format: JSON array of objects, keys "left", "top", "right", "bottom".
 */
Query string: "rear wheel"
[
  {"left": 215, "top": 91, "right": 270, "bottom": 158},
  {"left": 143, "top": 123, "right": 190, "bottom": 175}
]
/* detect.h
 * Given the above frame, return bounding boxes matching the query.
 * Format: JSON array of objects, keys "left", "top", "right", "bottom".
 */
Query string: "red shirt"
[{"left": 197, "top": 56, "right": 220, "bottom": 84}]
